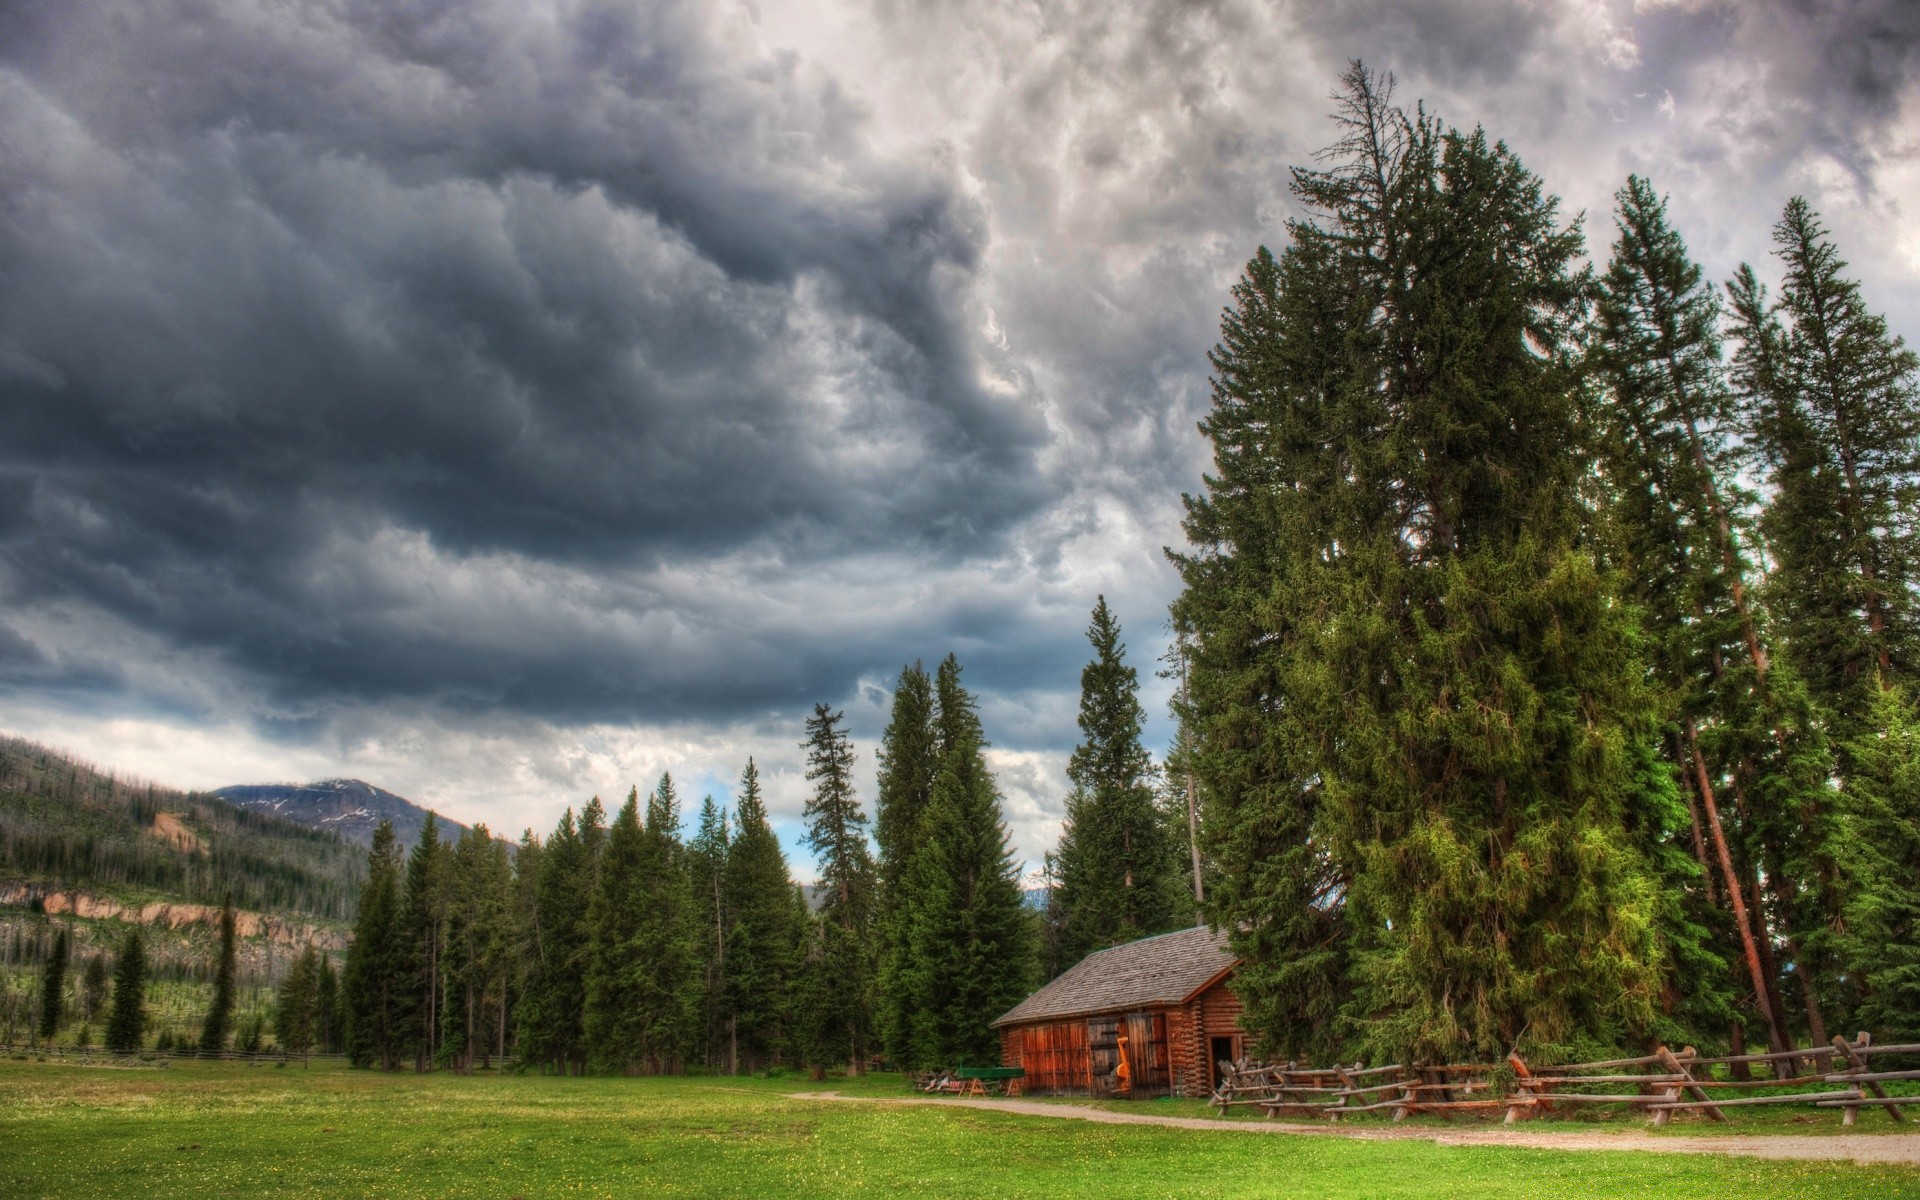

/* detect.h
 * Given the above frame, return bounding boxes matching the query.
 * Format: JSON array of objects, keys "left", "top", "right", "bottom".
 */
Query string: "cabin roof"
[{"left": 992, "top": 926, "right": 1236, "bottom": 1027}]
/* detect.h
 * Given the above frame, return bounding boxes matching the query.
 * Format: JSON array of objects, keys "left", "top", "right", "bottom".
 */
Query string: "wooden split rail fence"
[{"left": 1210, "top": 1034, "right": 1917, "bottom": 1126}]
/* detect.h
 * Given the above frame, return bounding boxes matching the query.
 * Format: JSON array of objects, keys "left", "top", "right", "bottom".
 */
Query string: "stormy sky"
[{"left": 2, "top": 0, "right": 1916, "bottom": 877}]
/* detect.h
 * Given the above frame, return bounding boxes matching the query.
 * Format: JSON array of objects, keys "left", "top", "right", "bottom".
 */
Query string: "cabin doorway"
[{"left": 1209, "top": 1036, "right": 1237, "bottom": 1092}]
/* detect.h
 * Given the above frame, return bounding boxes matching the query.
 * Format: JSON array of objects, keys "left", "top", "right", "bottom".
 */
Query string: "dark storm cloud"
[{"left": 0, "top": 0, "right": 1057, "bottom": 724}]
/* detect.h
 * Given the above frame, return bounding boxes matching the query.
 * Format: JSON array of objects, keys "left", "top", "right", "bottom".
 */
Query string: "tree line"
[
  {"left": 1175, "top": 64, "right": 1920, "bottom": 1065},
  {"left": 12, "top": 600, "right": 1192, "bottom": 1073},
  {"left": 334, "top": 652, "right": 1134, "bottom": 1074}
]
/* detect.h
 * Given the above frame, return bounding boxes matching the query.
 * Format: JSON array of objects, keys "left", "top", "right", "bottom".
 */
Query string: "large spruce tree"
[
  {"left": 103, "top": 927, "right": 146, "bottom": 1054},
  {"left": 517, "top": 799, "right": 601, "bottom": 1073},
  {"left": 1589, "top": 175, "right": 1835, "bottom": 1051},
  {"left": 1840, "top": 685, "right": 1920, "bottom": 1042},
  {"left": 584, "top": 789, "right": 648, "bottom": 1073},
  {"left": 801, "top": 704, "right": 878, "bottom": 1072},
  {"left": 1052, "top": 597, "right": 1180, "bottom": 970},
  {"left": 277, "top": 944, "right": 319, "bottom": 1065},
  {"left": 896, "top": 655, "right": 1032, "bottom": 1068},
  {"left": 1728, "top": 198, "right": 1920, "bottom": 1038},
  {"left": 199, "top": 894, "right": 238, "bottom": 1055},
  {"left": 399, "top": 813, "right": 447, "bottom": 1069},
  {"left": 1731, "top": 198, "right": 1920, "bottom": 731},
  {"left": 874, "top": 661, "right": 939, "bottom": 1066},
  {"left": 36, "top": 927, "right": 67, "bottom": 1042},
  {"left": 343, "top": 821, "right": 406, "bottom": 1069},
  {"left": 725, "top": 760, "right": 799, "bottom": 1072},
  {"left": 687, "top": 795, "right": 731, "bottom": 1069},
  {"left": 1173, "top": 65, "right": 1676, "bottom": 1063}
]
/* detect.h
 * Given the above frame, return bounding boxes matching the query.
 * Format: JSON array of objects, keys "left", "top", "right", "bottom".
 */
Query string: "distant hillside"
[
  {"left": 0, "top": 736, "right": 363, "bottom": 923},
  {"left": 215, "top": 779, "right": 467, "bottom": 849}
]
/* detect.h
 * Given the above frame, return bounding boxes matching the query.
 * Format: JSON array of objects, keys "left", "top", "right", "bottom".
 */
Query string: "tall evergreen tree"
[
  {"left": 1840, "top": 685, "right": 1920, "bottom": 1042},
  {"left": 1589, "top": 175, "right": 1836, "bottom": 1051},
  {"left": 343, "top": 821, "right": 406, "bottom": 1069},
  {"left": 277, "top": 944, "right": 319, "bottom": 1065},
  {"left": 442, "top": 825, "right": 512, "bottom": 1072},
  {"left": 104, "top": 927, "right": 146, "bottom": 1054},
  {"left": 36, "top": 927, "right": 67, "bottom": 1041},
  {"left": 315, "top": 953, "right": 341, "bottom": 1055},
  {"left": 875, "top": 662, "right": 939, "bottom": 1066},
  {"left": 636, "top": 776, "right": 698, "bottom": 1072},
  {"left": 1052, "top": 598, "right": 1180, "bottom": 969},
  {"left": 584, "top": 789, "right": 649, "bottom": 1073},
  {"left": 1732, "top": 198, "right": 1920, "bottom": 731},
  {"left": 587, "top": 780, "right": 697, "bottom": 1074},
  {"left": 80, "top": 953, "right": 109, "bottom": 1026},
  {"left": 199, "top": 894, "right": 238, "bottom": 1055},
  {"left": 399, "top": 813, "right": 447, "bottom": 1070},
  {"left": 897, "top": 655, "right": 1033, "bottom": 1068},
  {"left": 1173, "top": 65, "right": 1677, "bottom": 1063},
  {"left": 518, "top": 801, "right": 601, "bottom": 1073},
  {"left": 801, "top": 704, "right": 879, "bottom": 1072},
  {"left": 725, "top": 760, "right": 799, "bottom": 1072},
  {"left": 687, "top": 795, "right": 731, "bottom": 1068},
  {"left": 876, "top": 663, "right": 939, "bottom": 893}
]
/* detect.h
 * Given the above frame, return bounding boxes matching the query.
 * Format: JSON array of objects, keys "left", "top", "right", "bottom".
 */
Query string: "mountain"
[
  {"left": 214, "top": 779, "right": 467, "bottom": 850},
  {"left": 0, "top": 735, "right": 363, "bottom": 923}
]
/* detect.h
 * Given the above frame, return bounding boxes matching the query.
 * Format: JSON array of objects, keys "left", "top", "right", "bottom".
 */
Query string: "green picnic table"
[{"left": 954, "top": 1066, "right": 1026, "bottom": 1096}]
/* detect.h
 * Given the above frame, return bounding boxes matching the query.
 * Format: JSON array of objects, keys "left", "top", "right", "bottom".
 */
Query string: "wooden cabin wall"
[
  {"left": 1168, "top": 979, "right": 1247, "bottom": 1097},
  {"left": 1005, "top": 1019, "right": 1092, "bottom": 1094},
  {"left": 1003, "top": 1012, "right": 1176, "bottom": 1097}
]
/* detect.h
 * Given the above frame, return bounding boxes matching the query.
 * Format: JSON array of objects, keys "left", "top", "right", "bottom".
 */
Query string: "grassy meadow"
[{"left": 3, "top": 1058, "right": 1918, "bottom": 1199}]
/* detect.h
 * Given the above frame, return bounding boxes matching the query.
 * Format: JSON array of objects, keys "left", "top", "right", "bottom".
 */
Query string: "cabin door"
[
  {"left": 1124, "top": 1012, "right": 1167, "bottom": 1096},
  {"left": 1086, "top": 1016, "right": 1121, "bottom": 1096}
]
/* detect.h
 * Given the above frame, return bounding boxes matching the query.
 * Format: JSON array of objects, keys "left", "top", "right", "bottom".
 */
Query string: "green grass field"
[{"left": 3, "top": 1058, "right": 1917, "bottom": 1199}]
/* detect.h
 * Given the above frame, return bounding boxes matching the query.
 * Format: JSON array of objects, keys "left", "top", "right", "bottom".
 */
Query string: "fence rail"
[{"left": 1210, "top": 1033, "right": 1914, "bottom": 1126}]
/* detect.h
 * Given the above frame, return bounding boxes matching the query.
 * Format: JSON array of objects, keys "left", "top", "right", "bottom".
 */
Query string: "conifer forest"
[{"left": 5, "top": 63, "right": 1920, "bottom": 1098}]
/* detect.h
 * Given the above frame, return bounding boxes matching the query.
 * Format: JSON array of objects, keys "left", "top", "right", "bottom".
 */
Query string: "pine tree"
[
  {"left": 277, "top": 945, "right": 319, "bottom": 1065},
  {"left": 315, "top": 953, "right": 341, "bottom": 1054},
  {"left": 1840, "top": 686, "right": 1920, "bottom": 1041},
  {"left": 344, "top": 821, "right": 406, "bottom": 1069},
  {"left": 36, "top": 927, "right": 67, "bottom": 1041},
  {"left": 399, "top": 813, "right": 447, "bottom": 1070},
  {"left": 687, "top": 795, "right": 731, "bottom": 1068},
  {"left": 875, "top": 662, "right": 939, "bottom": 1066},
  {"left": 897, "top": 655, "right": 1033, "bottom": 1068},
  {"left": 725, "top": 760, "right": 799, "bottom": 1072},
  {"left": 1732, "top": 198, "right": 1920, "bottom": 733},
  {"left": 1171, "top": 238, "right": 1348, "bottom": 1059},
  {"left": 586, "top": 780, "right": 696, "bottom": 1074},
  {"left": 518, "top": 803, "right": 600, "bottom": 1073},
  {"left": 1589, "top": 175, "right": 1836, "bottom": 1051},
  {"left": 636, "top": 776, "right": 698, "bottom": 1072},
  {"left": 199, "top": 894, "right": 238, "bottom": 1055},
  {"left": 876, "top": 663, "right": 939, "bottom": 894},
  {"left": 801, "top": 704, "right": 879, "bottom": 1072},
  {"left": 104, "top": 927, "right": 146, "bottom": 1054},
  {"left": 442, "top": 825, "right": 511, "bottom": 1072},
  {"left": 1173, "top": 65, "right": 1677, "bottom": 1063},
  {"left": 1053, "top": 598, "right": 1179, "bottom": 969},
  {"left": 80, "top": 953, "right": 109, "bottom": 1025},
  {"left": 584, "top": 789, "right": 649, "bottom": 1073}
]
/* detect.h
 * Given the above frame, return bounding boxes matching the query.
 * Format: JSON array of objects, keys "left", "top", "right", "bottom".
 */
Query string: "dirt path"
[{"left": 791, "top": 1091, "right": 1920, "bottom": 1166}]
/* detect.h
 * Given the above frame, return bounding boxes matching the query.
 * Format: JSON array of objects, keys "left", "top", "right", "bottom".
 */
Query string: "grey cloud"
[{"left": 0, "top": 0, "right": 1068, "bottom": 725}]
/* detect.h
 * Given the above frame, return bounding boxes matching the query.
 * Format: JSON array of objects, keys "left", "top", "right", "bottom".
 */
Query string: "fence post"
[{"left": 1832, "top": 1032, "right": 1906, "bottom": 1123}]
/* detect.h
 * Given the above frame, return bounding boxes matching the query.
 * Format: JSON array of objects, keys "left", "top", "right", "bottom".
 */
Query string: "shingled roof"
[{"left": 992, "top": 926, "right": 1237, "bottom": 1027}]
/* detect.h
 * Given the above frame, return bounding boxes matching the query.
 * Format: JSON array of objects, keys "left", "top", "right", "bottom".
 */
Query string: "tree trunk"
[{"left": 1686, "top": 720, "right": 1787, "bottom": 1054}]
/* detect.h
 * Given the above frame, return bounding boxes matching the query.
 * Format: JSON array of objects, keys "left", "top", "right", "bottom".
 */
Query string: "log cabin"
[{"left": 993, "top": 925, "right": 1247, "bottom": 1099}]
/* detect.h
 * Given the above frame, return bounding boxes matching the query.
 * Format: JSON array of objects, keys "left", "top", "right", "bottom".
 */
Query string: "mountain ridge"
[{"left": 214, "top": 779, "right": 467, "bottom": 850}]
